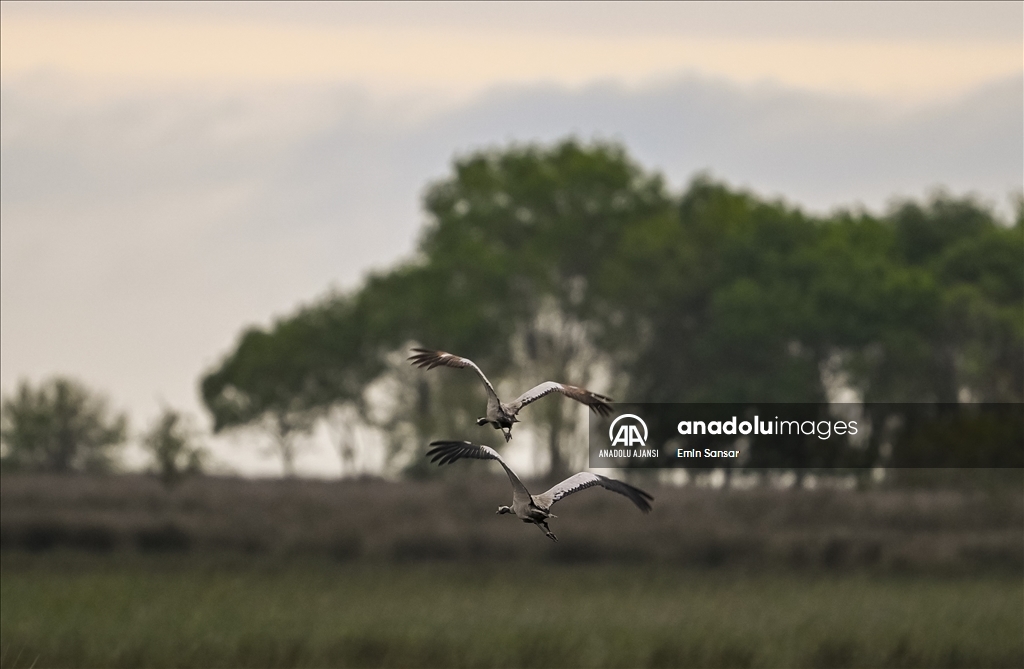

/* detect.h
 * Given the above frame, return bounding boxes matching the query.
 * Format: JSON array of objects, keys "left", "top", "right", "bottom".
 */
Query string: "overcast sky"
[{"left": 1, "top": 1, "right": 1021, "bottom": 476}]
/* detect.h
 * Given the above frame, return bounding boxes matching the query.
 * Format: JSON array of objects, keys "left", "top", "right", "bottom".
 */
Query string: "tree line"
[
  {"left": 1, "top": 377, "right": 206, "bottom": 485},
  {"left": 199, "top": 140, "right": 1023, "bottom": 478},
  {"left": 4, "top": 140, "right": 1021, "bottom": 479}
]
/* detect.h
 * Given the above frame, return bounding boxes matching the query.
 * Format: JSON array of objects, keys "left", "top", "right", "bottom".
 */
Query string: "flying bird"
[
  {"left": 409, "top": 348, "right": 613, "bottom": 441},
  {"left": 426, "top": 440, "right": 653, "bottom": 541}
]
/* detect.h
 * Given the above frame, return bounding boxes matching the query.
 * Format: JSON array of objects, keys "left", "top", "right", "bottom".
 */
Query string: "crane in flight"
[
  {"left": 409, "top": 348, "right": 612, "bottom": 442},
  {"left": 426, "top": 440, "right": 652, "bottom": 541}
]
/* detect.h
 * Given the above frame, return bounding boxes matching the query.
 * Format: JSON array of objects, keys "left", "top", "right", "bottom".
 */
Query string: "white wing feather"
[
  {"left": 508, "top": 382, "right": 613, "bottom": 416},
  {"left": 533, "top": 472, "right": 653, "bottom": 512}
]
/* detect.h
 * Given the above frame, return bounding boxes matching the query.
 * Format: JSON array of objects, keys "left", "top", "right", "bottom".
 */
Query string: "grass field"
[
  {"left": 2, "top": 554, "right": 1021, "bottom": 669},
  {"left": 2, "top": 474, "right": 1021, "bottom": 667}
]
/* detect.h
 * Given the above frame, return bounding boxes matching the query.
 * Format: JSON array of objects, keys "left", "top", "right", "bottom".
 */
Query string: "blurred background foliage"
[
  {"left": 141, "top": 408, "right": 208, "bottom": 488},
  {"left": 0, "top": 377, "right": 127, "bottom": 474},
  {"left": 196, "top": 139, "right": 1022, "bottom": 477}
]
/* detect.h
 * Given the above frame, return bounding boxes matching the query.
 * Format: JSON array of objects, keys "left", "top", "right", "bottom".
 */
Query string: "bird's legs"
[
  {"left": 503, "top": 427, "right": 512, "bottom": 442},
  {"left": 537, "top": 521, "right": 557, "bottom": 542}
]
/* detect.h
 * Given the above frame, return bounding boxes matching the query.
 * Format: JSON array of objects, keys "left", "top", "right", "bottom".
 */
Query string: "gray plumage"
[
  {"left": 409, "top": 348, "right": 613, "bottom": 442},
  {"left": 426, "top": 440, "right": 653, "bottom": 541}
]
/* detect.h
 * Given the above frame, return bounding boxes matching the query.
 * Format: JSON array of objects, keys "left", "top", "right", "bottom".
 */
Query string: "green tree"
[
  {"left": 601, "top": 177, "right": 828, "bottom": 404},
  {"left": 839, "top": 194, "right": 1023, "bottom": 404},
  {"left": 142, "top": 408, "right": 207, "bottom": 486},
  {"left": 409, "top": 141, "right": 673, "bottom": 477},
  {"left": 0, "top": 377, "right": 127, "bottom": 473},
  {"left": 201, "top": 294, "right": 369, "bottom": 475},
  {"left": 202, "top": 140, "right": 673, "bottom": 479},
  {"left": 838, "top": 195, "right": 1024, "bottom": 473}
]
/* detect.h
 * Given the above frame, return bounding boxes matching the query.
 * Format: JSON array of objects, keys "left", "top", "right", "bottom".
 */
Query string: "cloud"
[{"left": 2, "top": 7, "right": 1020, "bottom": 102}]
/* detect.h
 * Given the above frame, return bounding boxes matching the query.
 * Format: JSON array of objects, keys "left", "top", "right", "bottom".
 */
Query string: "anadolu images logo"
[{"left": 609, "top": 414, "right": 648, "bottom": 447}]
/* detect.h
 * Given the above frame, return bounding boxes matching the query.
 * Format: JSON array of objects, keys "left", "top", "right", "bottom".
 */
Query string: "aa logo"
[{"left": 609, "top": 414, "right": 648, "bottom": 447}]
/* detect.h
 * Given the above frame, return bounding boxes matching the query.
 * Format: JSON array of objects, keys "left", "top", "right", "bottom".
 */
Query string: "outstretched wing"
[
  {"left": 508, "top": 381, "right": 613, "bottom": 417},
  {"left": 409, "top": 349, "right": 500, "bottom": 404},
  {"left": 426, "top": 440, "right": 531, "bottom": 500},
  {"left": 534, "top": 472, "right": 653, "bottom": 513}
]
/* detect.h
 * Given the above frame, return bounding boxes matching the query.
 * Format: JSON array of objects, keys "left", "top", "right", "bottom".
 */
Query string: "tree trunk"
[
  {"left": 274, "top": 413, "right": 297, "bottom": 478},
  {"left": 280, "top": 438, "right": 296, "bottom": 477}
]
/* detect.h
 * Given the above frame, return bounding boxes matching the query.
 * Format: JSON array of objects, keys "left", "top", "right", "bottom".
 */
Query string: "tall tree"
[
  {"left": 411, "top": 141, "right": 673, "bottom": 477},
  {"left": 201, "top": 140, "right": 673, "bottom": 478},
  {"left": 601, "top": 177, "right": 828, "bottom": 404},
  {"left": 201, "top": 294, "right": 372, "bottom": 475}
]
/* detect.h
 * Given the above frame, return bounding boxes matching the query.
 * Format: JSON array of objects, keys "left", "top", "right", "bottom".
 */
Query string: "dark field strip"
[
  {"left": 2, "top": 555, "right": 1021, "bottom": 669},
  {"left": 2, "top": 473, "right": 1022, "bottom": 572}
]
